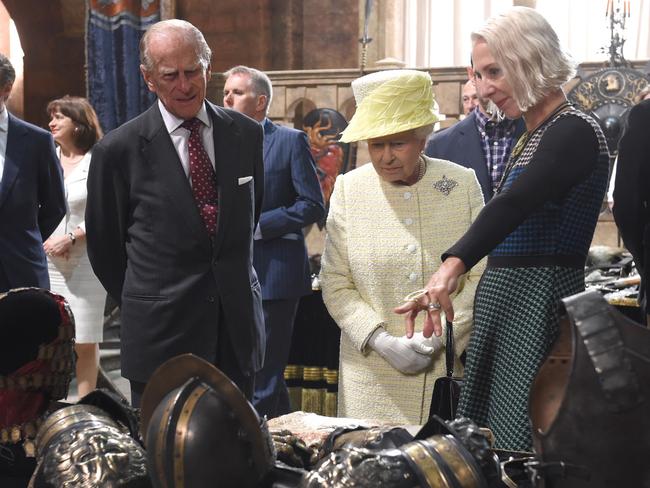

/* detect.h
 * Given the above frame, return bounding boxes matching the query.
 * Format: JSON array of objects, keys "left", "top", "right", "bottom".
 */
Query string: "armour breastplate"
[{"left": 529, "top": 289, "right": 650, "bottom": 487}]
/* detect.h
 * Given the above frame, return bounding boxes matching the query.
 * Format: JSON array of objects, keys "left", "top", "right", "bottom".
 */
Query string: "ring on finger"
[{"left": 427, "top": 302, "right": 441, "bottom": 311}]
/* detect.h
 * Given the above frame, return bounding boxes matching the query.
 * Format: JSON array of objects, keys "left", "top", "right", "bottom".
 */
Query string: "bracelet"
[{"left": 67, "top": 232, "right": 76, "bottom": 245}]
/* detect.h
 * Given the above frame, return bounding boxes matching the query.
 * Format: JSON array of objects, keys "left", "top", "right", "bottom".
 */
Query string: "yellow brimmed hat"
[{"left": 339, "top": 69, "right": 439, "bottom": 143}]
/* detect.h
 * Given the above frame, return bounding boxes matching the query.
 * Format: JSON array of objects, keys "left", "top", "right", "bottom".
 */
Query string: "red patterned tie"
[{"left": 182, "top": 118, "right": 218, "bottom": 235}]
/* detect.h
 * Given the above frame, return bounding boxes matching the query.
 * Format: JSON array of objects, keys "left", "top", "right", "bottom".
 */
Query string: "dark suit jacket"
[
  {"left": 425, "top": 110, "right": 526, "bottom": 202},
  {"left": 255, "top": 119, "right": 324, "bottom": 300},
  {"left": 86, "top": 101, "right": 265, "bottom": 382},
  {"left": 613, "top": 99, "right": 650, "bottom": 305},
  {"left": 0, "top": 114, "right": 65, "bottom": 292}
]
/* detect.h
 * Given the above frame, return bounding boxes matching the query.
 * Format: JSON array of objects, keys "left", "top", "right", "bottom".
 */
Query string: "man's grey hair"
[
  {"left": 224, "top": 65, "right": 273, "bottom": 115},
  {"left": 140, "top": 19, "right": 212, "bottom": 72},
  {"left": 471, "top": 6, "right": 574, "bottom": 112},
  {"left": 0, "top": 54, "right": 16, "bottom": 88}
]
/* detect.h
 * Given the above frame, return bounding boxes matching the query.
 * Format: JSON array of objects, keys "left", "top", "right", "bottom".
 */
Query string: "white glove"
[
  {"left": 410, "top": 331, "right": 443, "bottom": 355},
  {"left": 367, "top": 328, "right": 442, "bottom": 374}
]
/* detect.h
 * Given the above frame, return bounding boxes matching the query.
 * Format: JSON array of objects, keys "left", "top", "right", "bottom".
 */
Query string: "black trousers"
[{"left": 129, "top": 301, "right": 254, "bottom": 408}]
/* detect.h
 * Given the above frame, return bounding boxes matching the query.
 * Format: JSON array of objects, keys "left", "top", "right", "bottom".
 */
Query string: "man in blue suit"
[
  {"left": 224, "top": 65, "right": 325, "bottom": 418},
  {"left": 426, "top": 75, "right": 525, "bottom": 203},
  {"left": 0, "top": 54, "right": 65, "bottom": 292}
]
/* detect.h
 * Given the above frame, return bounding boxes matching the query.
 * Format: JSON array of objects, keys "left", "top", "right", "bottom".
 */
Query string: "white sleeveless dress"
[{"left": 47, "top": 151, "right": 105, "bottom": 343}]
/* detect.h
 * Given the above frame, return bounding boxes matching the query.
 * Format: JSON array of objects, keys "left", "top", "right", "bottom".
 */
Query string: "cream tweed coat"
[{"left": 320, "top": 156, "right": 485, "bottom": 424}]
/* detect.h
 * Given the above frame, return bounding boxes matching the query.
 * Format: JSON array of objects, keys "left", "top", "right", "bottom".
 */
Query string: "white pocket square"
[{"left": 238, "top": 176, "right": 253, "bottom": 185}]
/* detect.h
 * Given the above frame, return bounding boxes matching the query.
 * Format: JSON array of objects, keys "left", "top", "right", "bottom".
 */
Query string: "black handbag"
[{"left": 419, "top": 320, "right": 463, "bottom": 436}]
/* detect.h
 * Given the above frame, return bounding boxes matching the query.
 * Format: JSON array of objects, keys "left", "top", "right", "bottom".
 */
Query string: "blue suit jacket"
[
  {"left": 254, "top": 119, "right": 325, "bottom": 300},
  {"left": 0, "top": 114, "right": 65, "bottom": 292},
  {"left": 425, "top": 110, "right": 526, "bottom": 202}
]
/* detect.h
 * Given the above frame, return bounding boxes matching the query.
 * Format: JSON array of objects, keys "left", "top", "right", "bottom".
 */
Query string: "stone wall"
[{"left": 2, "top": 0, "right": 361, "bottom": 127}]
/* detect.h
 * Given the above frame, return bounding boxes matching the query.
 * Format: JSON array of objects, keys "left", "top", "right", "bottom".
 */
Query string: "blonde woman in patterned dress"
[
  {"left": 319, "top": 70, "right": 485, "bottom": 424},
  {"left": 44, "top": 96, "right": 105, "bottom": 397},
  {"left": 398, "top": 7, "right": 610, "bottom": 450}
]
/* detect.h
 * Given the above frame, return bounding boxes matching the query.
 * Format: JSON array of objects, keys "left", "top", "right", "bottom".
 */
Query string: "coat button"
[
  {"left": 404, "top": 218, "right": 413, "bottom": 225},
  {"left": 403, "top": 192, "right": 412, "bottom": 200},
  {"left": 407, "top": 244, "right": 416, "bottom": 253},
  {"left": 408, "top": 272, "right": 417, "bottom": 282},
  {"left": 206, "top": 296, "right": 215, "bottom": 303}
]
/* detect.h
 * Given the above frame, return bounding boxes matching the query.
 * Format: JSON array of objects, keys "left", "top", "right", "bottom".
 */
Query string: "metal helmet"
[{"left": 141, "top": 354, "right": 275, "bottom": 488}]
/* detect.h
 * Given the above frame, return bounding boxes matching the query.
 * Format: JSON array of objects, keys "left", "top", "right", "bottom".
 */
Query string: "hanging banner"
[{"left": 86, "top": 0, "right": 160, "bottom": 132}]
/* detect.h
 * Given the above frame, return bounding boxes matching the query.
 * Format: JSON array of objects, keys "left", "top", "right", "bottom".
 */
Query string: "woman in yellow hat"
[{"left": 319, "top": 69, "right": 485, "bottom": 424}]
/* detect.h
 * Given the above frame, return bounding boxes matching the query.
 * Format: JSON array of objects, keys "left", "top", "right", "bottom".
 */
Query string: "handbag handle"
[{"left": 445, "top": 319, "right": 455, "bottom": 378}]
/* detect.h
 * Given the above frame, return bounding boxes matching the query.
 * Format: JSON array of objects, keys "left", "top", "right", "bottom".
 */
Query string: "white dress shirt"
[
  {"left": 0, "top": 107, "right": 9, "bottom": 183},
  {"left": 157, "top": 100, "right": 216, "bottom": 184}
]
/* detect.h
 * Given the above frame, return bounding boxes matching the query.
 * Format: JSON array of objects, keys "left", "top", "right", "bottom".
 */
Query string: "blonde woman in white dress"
[{"left": 44, "top": 96, "right": 105, "bottom": 397}]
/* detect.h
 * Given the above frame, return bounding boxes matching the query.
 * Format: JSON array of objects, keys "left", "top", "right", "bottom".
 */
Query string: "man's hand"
[{"left": 367, "top": 328, "right": 441, "bottom": 374}]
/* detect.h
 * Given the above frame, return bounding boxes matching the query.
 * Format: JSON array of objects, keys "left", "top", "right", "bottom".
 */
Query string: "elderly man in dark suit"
[
  {"left": 426, "top": 72, "right": 525, "bottom": 203},
  {"left": 613, "top": 98, "right": 650, "bottom": 325},
  {"left": 0, "top": 54, "right": 65, "bottom": 292},
  {"left": 86, "top": 20, "right": 265, "bottom": 407},
  {"left": 223, "top": 65, "right": 324, "bottom": 418}
]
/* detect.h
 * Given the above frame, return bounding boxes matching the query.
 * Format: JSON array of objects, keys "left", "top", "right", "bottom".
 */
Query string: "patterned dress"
[{"left": 449, "top": 106, "right": 610, "bottom": 450}]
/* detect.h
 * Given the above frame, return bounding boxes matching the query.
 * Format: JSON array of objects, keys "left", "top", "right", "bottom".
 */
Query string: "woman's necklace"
[
  {"left": 397, "top": 156, "right": 427, "bottom": 186},
  {"left": 509, "top": 131, "right": 530, "bottom": 162},
  {"left": 416, "top": 155, "right": 426, "bottom": 182},
  {"left": 510, "top": 101, "right": 572, "bottom": 161},
  {"left": 61, "top": 153, "right": 84, "bottom": 165},
  {"left": 497, "top": 101, "right": 572, "bottom": 192},
  {"left": 60, "top": 151, "right": 85, "bottom": 179}
]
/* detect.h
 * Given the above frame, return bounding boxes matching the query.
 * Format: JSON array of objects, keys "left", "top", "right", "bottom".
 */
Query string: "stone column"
[{"left": 360, "top": 0, "right": 406, "bottom": 70}]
